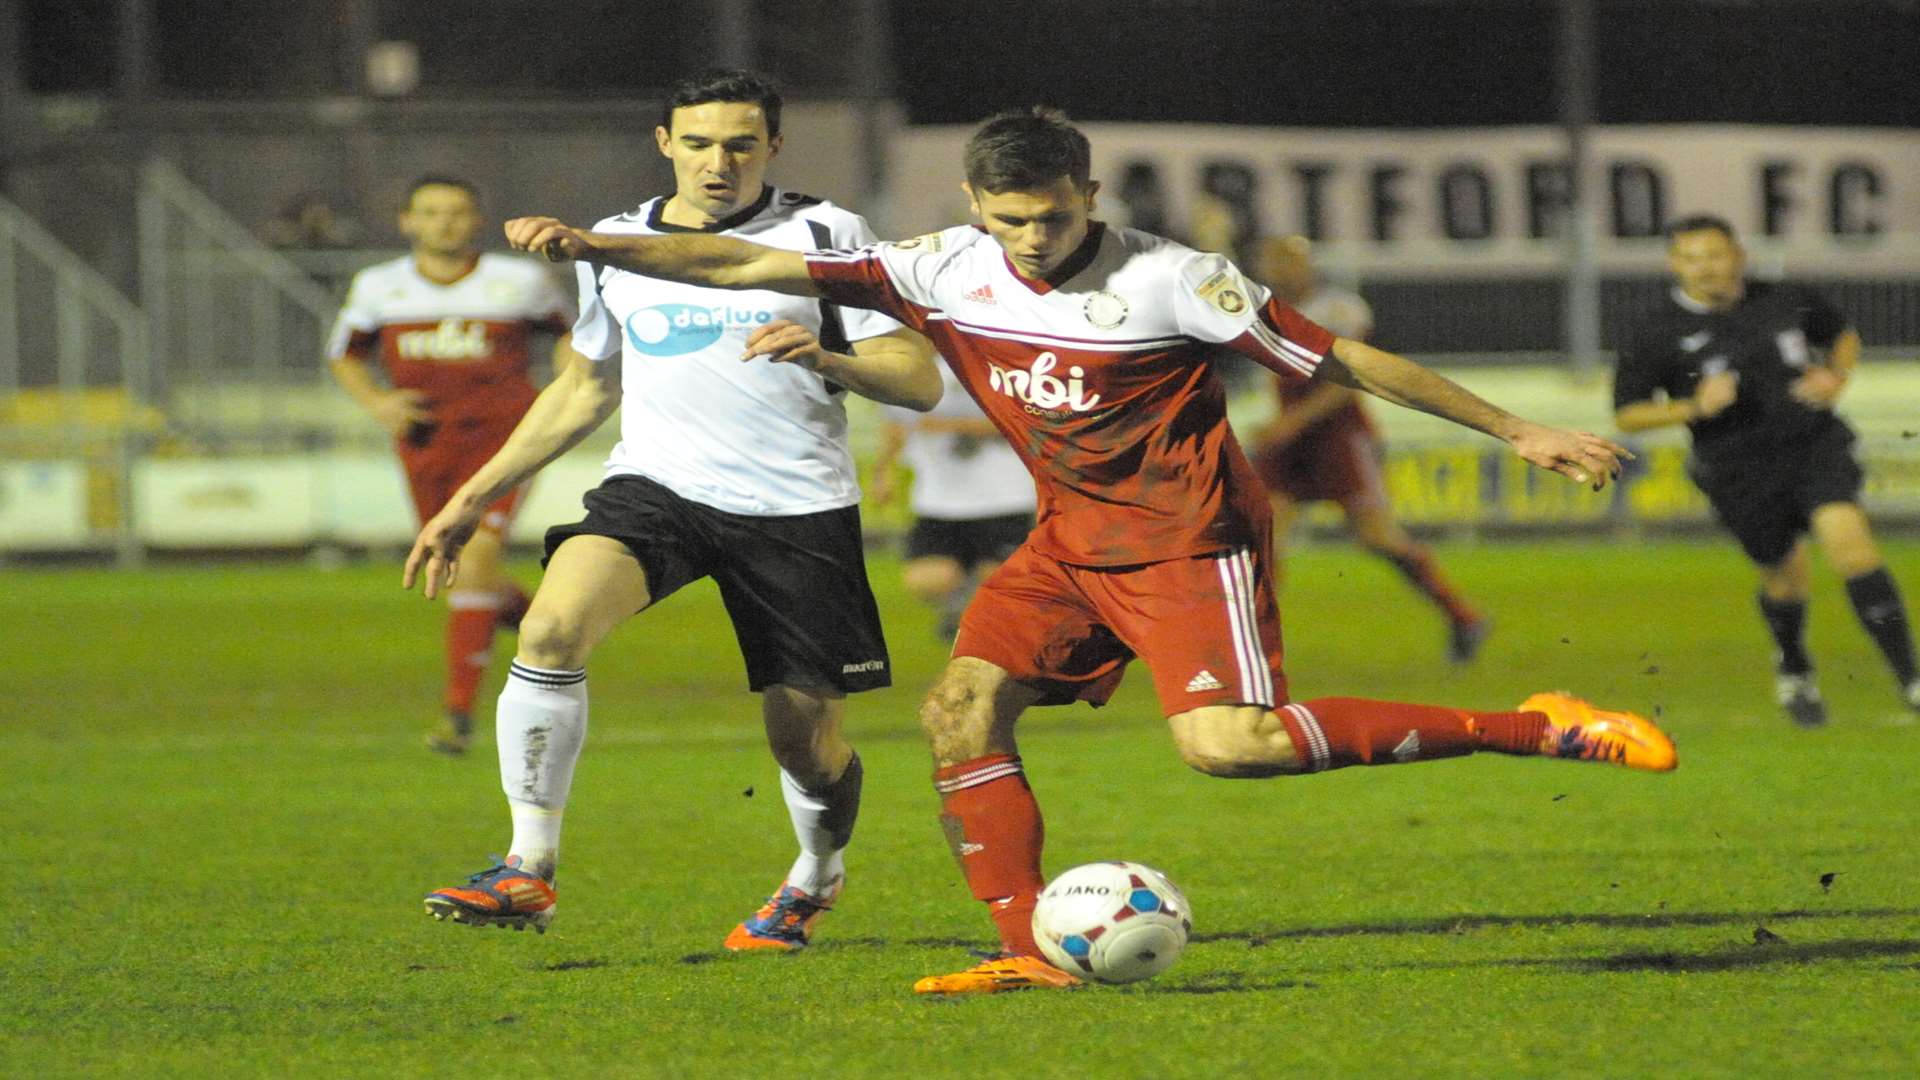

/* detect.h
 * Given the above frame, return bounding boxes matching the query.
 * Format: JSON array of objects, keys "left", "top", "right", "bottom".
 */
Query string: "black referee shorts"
[
  {"left": 543, "top": 475, "right": 890, "bottom": 694},
  {"left": 1688, "top": 427, "right": 1864, "bottom": 567},
  {"left": 903, "top": 511, "right": 1035, "bottom": 570}
]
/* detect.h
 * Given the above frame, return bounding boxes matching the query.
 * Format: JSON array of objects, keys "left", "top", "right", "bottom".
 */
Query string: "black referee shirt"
[{"left": 1615, "top": 281, "right": 1853, "bottom": 466}]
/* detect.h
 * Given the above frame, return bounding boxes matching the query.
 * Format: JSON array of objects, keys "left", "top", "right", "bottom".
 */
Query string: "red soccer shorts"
[
  {"left": 954, "top": 541, "right": 1289, "bottom": 715},
  {"left": 1253, "top": 410, "right": 1388, "bottom": 509},
  {"left": 401, "top": 447, "right": 525, "bottom": 538}
]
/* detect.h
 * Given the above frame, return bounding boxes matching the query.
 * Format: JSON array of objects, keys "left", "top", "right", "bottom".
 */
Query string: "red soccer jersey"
[
  {"left": 327, "top": 253, "right": 574, "bottom": 433},
  {"left": 807, "top": 222, "right": 1334, "bottom": 566}
]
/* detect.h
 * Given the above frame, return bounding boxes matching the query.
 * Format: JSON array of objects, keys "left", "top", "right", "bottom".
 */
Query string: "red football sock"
[
  {"left": 1386, "top": 546, "right": 1480, "bottom": 627},
  {"left": 444, "top": 592, "right": 503, "bottom": 715},
  {"left": 934, "top": 753, "right": 1046, "bottom": 956},
  {"left": 1280, "top": 697, "right": 1547, "bottom": 771}
]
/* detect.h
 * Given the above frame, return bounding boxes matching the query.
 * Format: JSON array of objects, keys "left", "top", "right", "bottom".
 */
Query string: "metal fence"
[
  {"left": 0, "top": 196, "right": 151, "bottom": 405},
  {"left": 136, "top": 160, "right": 340, "bottom": 439}
]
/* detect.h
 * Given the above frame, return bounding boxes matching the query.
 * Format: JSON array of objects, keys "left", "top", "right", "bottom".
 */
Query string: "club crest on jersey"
[
  {"left": 987, "top": 351, "right": 1101, "bottom": 416},
  {"left": 1083, "top": 290, "right": 1130, "bottom": 328},
  {"left": 395, "top": 318, "right": 490, "bottom": 361},
  {"left": 1196, "top": 268, "right": 1249, "bottom": 315},
  {"left": 624, "top": 303, "right": 774, "bottom": 357}
]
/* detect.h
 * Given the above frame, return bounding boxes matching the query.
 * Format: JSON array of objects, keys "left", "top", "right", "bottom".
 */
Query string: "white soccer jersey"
[
  {"left": 1292, "top": 285, "right": 1372, "bottom": 342},
  {"left": 881, "top": 364, "right": 1036, "bottom": 519},
  {"left": 571, "top": 188, "right": 903, "bottom": 515}
]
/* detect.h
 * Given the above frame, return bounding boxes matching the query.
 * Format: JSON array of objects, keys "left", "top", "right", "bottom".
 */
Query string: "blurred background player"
[
  {"left": 1616, "top": 214, "right": 1920, "bottom": 726},
  {"left": 326, "top": 176, "right": 575, "bottom": 754},
  {"left": 506, "top": 105, "right": 1677, "bottom": 996},
  {"left": 1248, "top": 235, "right": 1487, "bottom": 662},
  {"left": 404, "top": 70, "right": 941, "bottom": 949},
  {"left": 870, "top": 363, "right": 1037, "bottom": 640}
]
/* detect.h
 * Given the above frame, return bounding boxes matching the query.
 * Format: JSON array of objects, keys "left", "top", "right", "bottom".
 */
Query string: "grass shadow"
[
  {"left": 1572, "top": 937, "right": 1920, "bottom": 973},
  {"left": 1191, "top": 907, "right": 1920, "bottom": 947}
]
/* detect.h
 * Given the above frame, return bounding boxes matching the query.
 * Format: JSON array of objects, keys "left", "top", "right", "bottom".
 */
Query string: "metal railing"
[
  {"left": 0, "top": 194, "right": 154, "bottom": 564},
  {"left": 0, "top": 195, "right": 152, "bottom": 406},
  {"left": 136, "top": 159, "right": 339, "bottom": 436}
]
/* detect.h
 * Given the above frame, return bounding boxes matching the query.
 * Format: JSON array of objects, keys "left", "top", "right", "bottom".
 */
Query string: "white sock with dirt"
[{"left": 496, "top": 661, "right": 588, "bottom": 880}]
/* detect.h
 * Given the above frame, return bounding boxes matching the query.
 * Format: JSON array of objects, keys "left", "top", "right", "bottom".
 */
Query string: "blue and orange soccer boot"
[
  {"left": 912, "top": 952, "right": 1082, "bottom": 995},
  {"left": 423, "top": 855, "right": 556, "bottom": 933},
  {"left": 1521, "top": 691, "right": 1678, "bottom": 772},
  {"left": 723, "top": 880, "right": 839, "bottom": 951}
]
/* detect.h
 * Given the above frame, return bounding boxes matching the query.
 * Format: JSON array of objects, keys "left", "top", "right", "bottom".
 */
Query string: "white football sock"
[
  {"left": 780, "top": 752, "right": 863, "bottom": 898},
  {"left": 497, "top": 661, "right": 588, "bottom": 880}
]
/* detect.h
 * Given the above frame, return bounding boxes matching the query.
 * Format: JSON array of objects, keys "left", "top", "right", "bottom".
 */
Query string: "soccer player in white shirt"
[
  {"left": 403, "top": 71, "right": 941, "bottom": 949},
  {"left": 871, "top": 363, "right": 1037, "bottom": 639},
  {"left": 500, "top": 107, "right": 1676, "bottom": 995}
]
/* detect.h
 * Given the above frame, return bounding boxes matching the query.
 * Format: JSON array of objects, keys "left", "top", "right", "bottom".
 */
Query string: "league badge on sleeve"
[
  {"left": 1195, "top": 268, "right": 1248, "bottom": 315},
  {"left": 891, "top": 232, "right": 945, "bottom": 253}
]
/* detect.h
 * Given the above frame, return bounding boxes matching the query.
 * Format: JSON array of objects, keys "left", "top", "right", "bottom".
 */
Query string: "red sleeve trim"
[
  {"left": 1227, "top": 297, "right": 1331, "bottom": 379},
  {"left": 804, "top": 250, "right": 926, "bottom": 331}
]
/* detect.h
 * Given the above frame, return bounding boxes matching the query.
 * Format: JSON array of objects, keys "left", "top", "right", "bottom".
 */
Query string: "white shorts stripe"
[
  {"left": 1236, "top": 549, "right": 1274, "bottom": 703},
  {"left": 1213, "top": 547, "right": 1273, "bottom": 706}
]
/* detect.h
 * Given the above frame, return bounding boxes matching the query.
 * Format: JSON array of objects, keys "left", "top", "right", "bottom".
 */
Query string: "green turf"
[{"left": 8, "top": 541, "right": 1920, "bottom": 1078}]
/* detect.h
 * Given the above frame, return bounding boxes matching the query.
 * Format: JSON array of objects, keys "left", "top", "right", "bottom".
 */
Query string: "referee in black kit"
[{"left": 1614, "top": 214, "right": 1919, "bottom": 727}]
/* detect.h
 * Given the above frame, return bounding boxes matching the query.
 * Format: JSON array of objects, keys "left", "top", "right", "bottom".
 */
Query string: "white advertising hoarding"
[
  {"left": 134, "top": 459, "right": 323, "bottom": 547},
  {"left": 0, "top": 462, "right": 91, "bottom": 548},
  {"left": 886, "top": 124, "right": 1920, "bottom": 277}
]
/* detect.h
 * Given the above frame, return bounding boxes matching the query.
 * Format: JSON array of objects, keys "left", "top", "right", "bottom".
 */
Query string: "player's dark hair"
[
  {"left": 1666, "top": 213, "right": 1736, "bottom": 242},
  {"left": 405, "top": 175, "right": 480, "bottom": 209},
  {"left": 663, "top": 68, "right": 783, "bottom": 138},
  {"left": 964, "top": 106, "right": 1092, "bottom": 193}
]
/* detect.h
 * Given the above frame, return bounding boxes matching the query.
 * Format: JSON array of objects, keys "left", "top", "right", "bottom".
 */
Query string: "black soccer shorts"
[
  {"left": 1689, "top": 425, "right": 1865, "bottom": 567},
  {"left": 903, "top": 511, "right": 1036, "bottom": 570},
  {"left": 543, "top": 475, "right": 891, "bottom": 694}
]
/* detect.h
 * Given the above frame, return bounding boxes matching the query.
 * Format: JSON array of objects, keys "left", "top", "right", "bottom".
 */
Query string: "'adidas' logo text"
[{"left": 963, "top": 283, "right": 996, "bottom": 305}]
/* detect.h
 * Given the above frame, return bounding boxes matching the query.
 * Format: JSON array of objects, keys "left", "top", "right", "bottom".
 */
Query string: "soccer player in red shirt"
[
  {"left": 328, "top": 176, "right": 575, "bottom": 753},
  {"left": 1249, "top": 235, "right": 1487, "bottom": 662},
  {"left": 490, "top": 108, "right": 1678, "bottom": 994}
]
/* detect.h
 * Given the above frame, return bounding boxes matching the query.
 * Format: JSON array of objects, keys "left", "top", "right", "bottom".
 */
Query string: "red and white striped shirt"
[{"left": 807, "top": 222, "right": 1333, "bottom": 566}]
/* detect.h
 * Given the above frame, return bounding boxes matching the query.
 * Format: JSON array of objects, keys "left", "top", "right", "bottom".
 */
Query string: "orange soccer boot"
[
  {"left": 912, "top": 953, "right": 1082, "bottom": 995},
  {"left": 423, "top": 855, "right": 556, "bottom": 932},
  {"left": 723, "top": 880, "right": 840, "bottom": 952},
  {"left": 1520, "top": 691, "right": 1678, "bottom": 772}
]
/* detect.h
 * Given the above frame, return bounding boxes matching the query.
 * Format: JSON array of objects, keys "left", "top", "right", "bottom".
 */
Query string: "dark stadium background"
[{"left": 18, "top": 0, "right": 1920, "bottom": 124}]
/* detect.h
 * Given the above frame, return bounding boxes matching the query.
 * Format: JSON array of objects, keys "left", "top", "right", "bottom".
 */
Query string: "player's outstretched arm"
[
  {"left": 504, "top": 216, "right": 823, "bottom": 298},
  {"left": 1321, "top": 337, "right": 1631, "bottom": 490},
  {"left": 402, "top": 343, "right": 621, "bottom": 598},
  {"left": 742, "top": 320, "right": 942, "bottom": 410}
]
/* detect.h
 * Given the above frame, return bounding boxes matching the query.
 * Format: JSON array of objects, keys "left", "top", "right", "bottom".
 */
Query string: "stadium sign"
[{"left": 887, "top": 125, "right": 1920, "bottom": 277}]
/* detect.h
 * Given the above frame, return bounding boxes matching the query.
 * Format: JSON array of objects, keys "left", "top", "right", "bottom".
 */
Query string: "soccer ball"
[{"left": 1031, "top": 861, "right": 1192, "bottom": 984}]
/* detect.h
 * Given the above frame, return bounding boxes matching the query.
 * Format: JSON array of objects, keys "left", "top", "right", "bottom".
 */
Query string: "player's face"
[
  {"left": 399, "top": 184, "right": 483, "bottom": 258},
  {"left": 657, "top": 101, "right": 782, "bottom": 218},
  {"left": 1667, "top": 228, "right": 1745, "bottom": 306},
  {"left": 965, "top": 177, "right": 1099, "bottom": 280}
]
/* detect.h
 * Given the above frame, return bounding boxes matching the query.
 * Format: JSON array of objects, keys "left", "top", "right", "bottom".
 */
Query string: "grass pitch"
[{"left": 8, "top": 540, "right": 1920, "bottom": 1078}]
